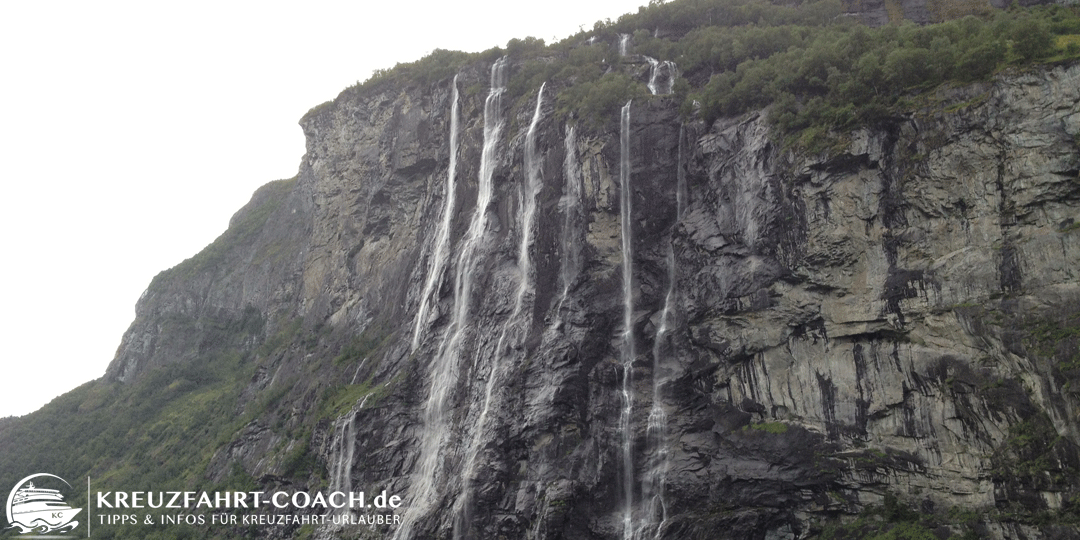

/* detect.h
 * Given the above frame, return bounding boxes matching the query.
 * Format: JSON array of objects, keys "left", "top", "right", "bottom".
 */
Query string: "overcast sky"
[{"left": 0, "top": 0, "right": 645, "bottom": 418}]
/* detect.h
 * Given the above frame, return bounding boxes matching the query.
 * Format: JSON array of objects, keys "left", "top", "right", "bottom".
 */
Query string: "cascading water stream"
[
  {"left": 637, "top": 126, "right": 687, "bottom": 540},
  {"left": 412, "top": 75, "right": 461, "bottom": 351},
  {"left": 516, "top": 82, "right": 546, "bottom": 310},
  {"left": 554, "top": 124, "right": 583, "bottom": 320},
  {"left": 394, "top": 58, "right": 508, "bottom": 540},
  {"left": 645, "top": 57, "right": 659, "bottom": 95},
  {"left": 645, "top": 58, "right": 678, "bottom": 96},
  {"left": 451, "top": 83, "right": 545, "bottom": 540},
  {"left": 618, "top": 100, "right": 636, "bottom": 540},
  {"left": 329, "top": 410, "right": 357, "bottom": 502},
  {"left": 619, "top": 33, "right": 631, "bottom": 56}
]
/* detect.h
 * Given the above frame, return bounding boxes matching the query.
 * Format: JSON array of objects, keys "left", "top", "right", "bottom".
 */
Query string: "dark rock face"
[{"left": 106, "top": 60, "right": 1080, "bottom": 539}]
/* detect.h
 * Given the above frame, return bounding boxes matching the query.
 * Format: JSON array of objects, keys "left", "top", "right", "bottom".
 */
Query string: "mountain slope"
[{"left": 3, "top": 1, "right": 1080, "bottom": 539}]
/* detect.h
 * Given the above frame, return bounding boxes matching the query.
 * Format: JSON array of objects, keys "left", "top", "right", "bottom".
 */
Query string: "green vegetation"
[
  {"left": 0, "top": 355, "right": 252, "bottom": 539},
  {"left": 997, "top": 415, "right": 1064, "bottom": 477},
  {"left": 0, "top": 307, "right": 396, "bottom": 540},
  {"left": 1022, "top": 311, "right": 1080, "bottom": 402},
  {"left": 0, "top": 173, "right": 396, "bottom": 539},
  {"left": 0, "top": 314, "right": 260, "bottom": 490},
  {"left": 332, "top": 323, "right": 391, "bottom": 366},
  {"left": 991, "top": 412, "right": 1079, "bottom": 492},
  {"left": 690, "top": 5, "right": 1076, "bottom": 150},
  {"left": 335, "top": 0, "right": 1080, "bottom": 149},
  {"left": 817, "top": 494, "right": 972, "bottom": 540},
  {"left": 319, "top": 380, "right": 385, "bottom": 419},
  {"left": 361, "top": 48, "right": 477, "bottom": 94},
  {"left": 165, "top": 176, "right": 298, "bottom": 281},
  {"left": 281, "top": 437, "right": 318, "bottom": 478},
  {"left": 743, "top": 420, "right": 790, "bottom": 434},
  {"left": 1025, "top": 312, "right": 1080, "bottom": 362}
]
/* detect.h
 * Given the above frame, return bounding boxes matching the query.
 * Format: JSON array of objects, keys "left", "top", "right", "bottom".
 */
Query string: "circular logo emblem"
[{"left": 5, "top": 473, "right": 82, "bottom": 534}]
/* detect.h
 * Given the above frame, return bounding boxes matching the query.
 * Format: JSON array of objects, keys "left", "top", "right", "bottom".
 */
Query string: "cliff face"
[{"left": 102, "top": 58, "right": 1080, "bottom": 540}]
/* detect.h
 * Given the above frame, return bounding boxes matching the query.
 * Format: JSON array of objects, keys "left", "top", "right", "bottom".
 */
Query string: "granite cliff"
[{"left": 99, "top": 53, "right": 1080, "bottom": 538}]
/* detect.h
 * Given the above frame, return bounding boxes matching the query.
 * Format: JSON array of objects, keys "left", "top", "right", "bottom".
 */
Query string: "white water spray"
[
  {"left": 619, "top": 33, "right": 631, "bottom": 56},
  {"left": 645, "top": 58, "right": 678, "bottom": 96},
  {"left": 554, "top": 124, "right": 583, "bottom": 318},
  {"left": 637, "top": 126, "right": 687, "bottom": 540},
  {"left": 618, "top": 100, "right": 636, "bottom": 540},
  {"left": 329, "top": 410, "right": 357, "bottom": 498},
  {"left": 452, "top": 82, "right": 546, "bottom": 540},
  {"left": 516, "top": 82, "right": 546, "bottom": 309},
  {"left": 395, "top": 58, "right": 509, "bottom": 540},
  {"left": 412, "top": 76, "right": 461, "bottom": 351}
]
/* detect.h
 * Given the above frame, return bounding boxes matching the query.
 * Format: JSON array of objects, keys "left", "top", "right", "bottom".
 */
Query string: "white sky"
[{"left": 0, "top": 0, "right": 645, "bottom": 418}]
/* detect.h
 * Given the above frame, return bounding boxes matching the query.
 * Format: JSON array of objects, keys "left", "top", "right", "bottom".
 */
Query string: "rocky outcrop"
[
  {"left": 105, "top": 58, "right": 1080, "bottom": 539},
  {"left": 105, "top": 176, "right": 312, "bottom": 383}
]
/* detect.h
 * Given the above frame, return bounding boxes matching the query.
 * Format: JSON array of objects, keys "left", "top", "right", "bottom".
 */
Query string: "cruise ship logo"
[{"left": 4, "top": 473, "right": 82, "bottom": 534}]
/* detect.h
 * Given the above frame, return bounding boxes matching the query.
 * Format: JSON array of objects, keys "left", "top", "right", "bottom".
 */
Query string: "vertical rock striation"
[{"left": 104, "top": 57, "right": 1080, "bottom": 539}]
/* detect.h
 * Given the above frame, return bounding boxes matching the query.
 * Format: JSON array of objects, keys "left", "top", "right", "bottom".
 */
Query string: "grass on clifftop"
[
  {"left": 332, "top": 0, "right": 1080, "bottom": 152},
  {"left": 162, "top": 176, "right": 298, "bottom": 283}
]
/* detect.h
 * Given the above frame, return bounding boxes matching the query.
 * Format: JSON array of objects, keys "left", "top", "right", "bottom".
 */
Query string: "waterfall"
[
  {"left": 619, "top": 33, "right": 631, "bottom": 56},
  {"left": 637, "top": 126, "right": 686, "bottom": 539},
  {"left": 329, "top": 410, "right": 357, "bottom": 498},
  {"left": 645, "top": 57, "right": 659, "bottom": 95},
  {"left": 645, "top": 58, "right": 678, "bottom": 96},
  {"left": 412, "top": 76, "right": 461, "bottom": 351},
  {"left": 554, "top": 124, "right": 583, "bottom": 319},
  {"left": 395, "top": 58, "right": 508, "bottom": 540},
  {"left": 516, "top": 82, "right": 546, "bottom": 310},
  {"left": 451, "top": 83, "right": 546, "bottom": 540},
  {"left": 618, "top": 100, "right": 636, "bottom": 540},
  {"left": 675, "top": 124, "right": 687, "bottom": 228}
]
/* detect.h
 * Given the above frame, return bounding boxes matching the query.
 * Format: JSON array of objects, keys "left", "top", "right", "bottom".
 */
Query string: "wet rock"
[{"left": 105, "top": 61, "right": 1080, "bottom": 539}]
